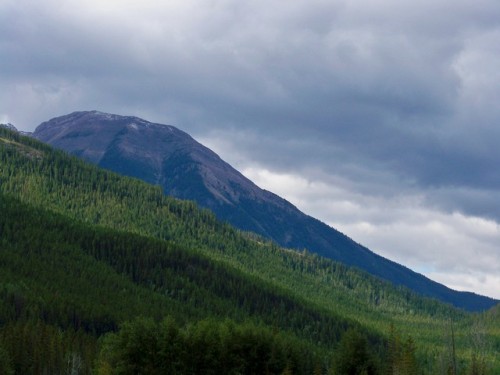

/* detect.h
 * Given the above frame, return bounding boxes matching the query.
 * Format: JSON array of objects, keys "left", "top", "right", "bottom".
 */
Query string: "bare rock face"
[
  {"left": 34, "top": 111, "right": 273, "bottom": 221},
  {"left": 33, "top": 111, "right": 497, "bottom": 311}
]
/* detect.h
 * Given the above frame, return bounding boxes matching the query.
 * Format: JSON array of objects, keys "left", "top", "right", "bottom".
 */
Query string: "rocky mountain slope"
[{"left": 33, "top": 111, "right": 498, "bottom": 311}]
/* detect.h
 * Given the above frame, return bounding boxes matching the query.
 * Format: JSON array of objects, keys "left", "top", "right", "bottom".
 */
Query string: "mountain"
[
  {"left": 1, "top": 125, "right": 499, "bottom": 374},
  {"left": 33, "top": 111, "right": 498, "bottom": 311},
  {"left": 0, "top": 128, "right": 369, "bottom": 374}
]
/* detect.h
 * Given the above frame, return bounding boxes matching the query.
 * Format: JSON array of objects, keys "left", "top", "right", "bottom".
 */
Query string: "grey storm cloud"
[
  {"left": 2, "top": 0, "right": 500, "bottom": 208},
  {"left": 2, "top": 0, "right": 500, "bottom": 296}
]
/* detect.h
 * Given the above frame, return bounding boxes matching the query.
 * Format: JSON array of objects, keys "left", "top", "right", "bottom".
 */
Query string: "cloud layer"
[{"left": 2, "top": 0, "right": 499, "bottom": 298}]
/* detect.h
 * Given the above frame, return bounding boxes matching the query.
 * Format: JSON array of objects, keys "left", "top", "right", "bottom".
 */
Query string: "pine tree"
[
  {"left": 331, "top": 328, "right": 378, "bottom": 375},
  {"left": 401, "top": 336, "right": 417, "bottom": 375}
]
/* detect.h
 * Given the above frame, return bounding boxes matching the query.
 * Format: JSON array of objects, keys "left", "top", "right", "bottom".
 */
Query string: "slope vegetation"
[
  {"left": 1, "top": 127, "right": 498, "bottom": 374},
  {"left": 33, "top": 111, "right": 497, "bottom": 311}
]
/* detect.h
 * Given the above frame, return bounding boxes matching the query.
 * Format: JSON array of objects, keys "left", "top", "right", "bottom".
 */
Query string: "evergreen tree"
[
  {"left": 386, "top": 325, "right": 418, "bottom": 375},
  {"left": 331, "top": 328, "right": 378, "bottom": 375}
]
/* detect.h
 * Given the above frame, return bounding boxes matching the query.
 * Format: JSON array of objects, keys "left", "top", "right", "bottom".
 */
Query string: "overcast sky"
[{"left": 2, "top": 0, "right": 500, "bottom": 300}]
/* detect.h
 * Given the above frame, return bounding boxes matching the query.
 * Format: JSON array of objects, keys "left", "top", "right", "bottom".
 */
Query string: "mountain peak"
[
  {"left": 33, "top": 111, "right": 498, "bottom": 311},
  {"left": 34, "top": 111, "right": 188, "bottom": 165},
  {"left": 36, "top": 110, "right": 150, "bottom": 132},
  {"left": 33, "top": 111, "right": 254, "bottom": 204}
]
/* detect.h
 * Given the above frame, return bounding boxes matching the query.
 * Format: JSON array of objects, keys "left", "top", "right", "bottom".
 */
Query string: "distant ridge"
[
  {"left": 33, "top": 111, "right": 498, "bottom": 311},
  {"left": 0, "top": 123, "right": 17, "bottom": 131}
]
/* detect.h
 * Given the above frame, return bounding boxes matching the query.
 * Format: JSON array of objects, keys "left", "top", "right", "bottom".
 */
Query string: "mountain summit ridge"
[{"left": 33, "top": 110, "right": 498, "bottom": 311}]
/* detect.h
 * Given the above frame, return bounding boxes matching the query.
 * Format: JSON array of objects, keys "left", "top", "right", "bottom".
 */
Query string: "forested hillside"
[
  {"left": 0, "top": 127, "right": 498, "bottom": 374},
  {"left": 32, "top": 111, "right": 497, "bottom": 311}
]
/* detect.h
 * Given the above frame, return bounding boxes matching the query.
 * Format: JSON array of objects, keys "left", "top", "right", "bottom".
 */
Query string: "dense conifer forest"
[{"left": 0, "top": 127, "right": 498, "bottom": 374}]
